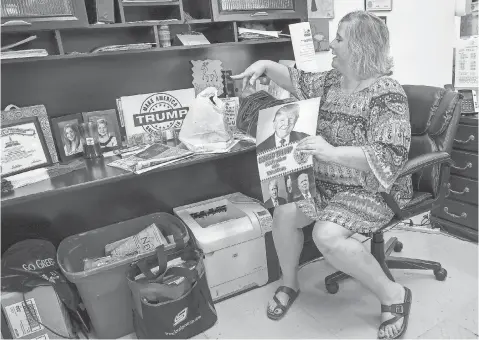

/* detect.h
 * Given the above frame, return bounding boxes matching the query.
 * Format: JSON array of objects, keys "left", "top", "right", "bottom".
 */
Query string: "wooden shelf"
[
  {"left": 1, "top": 38, "right": 290, "bottom": 64},
  {"left": 121, "top": 0, "right": 180, "bottom": 6}
]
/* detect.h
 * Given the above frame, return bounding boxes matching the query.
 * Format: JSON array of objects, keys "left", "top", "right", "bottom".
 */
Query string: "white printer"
[{"left": 173, "top": 193, "right": 273, "bottom": 302}]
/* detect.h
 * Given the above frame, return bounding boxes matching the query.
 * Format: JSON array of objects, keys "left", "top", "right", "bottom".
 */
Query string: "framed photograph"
[
  {"left": 1, "top": 116, "right": 53, "bottom": 177},
  {"left": 82, "top": 109, "right": 122, "bottom": 152},
  {"left": 365, "top": 0, "right": 392, "bottom": 11},
  {"left": 1, "top": 105, "right": 59, "bottom": 164},
  {"left": 51, "top": 113, "right": 84, "bottom": 163}
]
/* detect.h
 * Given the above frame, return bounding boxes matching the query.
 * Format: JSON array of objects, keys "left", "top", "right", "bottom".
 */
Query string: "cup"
[{"left": 79, "top": 121, "right": 103, "bottom": 159}]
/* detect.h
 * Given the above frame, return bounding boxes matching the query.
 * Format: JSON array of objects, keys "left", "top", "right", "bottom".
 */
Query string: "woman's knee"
[
  {"left": 273, "top": 204, "right": 312, "bottom": 229},
  {"left": 312, "top": 221, "right": 353, "bottom": 254}
]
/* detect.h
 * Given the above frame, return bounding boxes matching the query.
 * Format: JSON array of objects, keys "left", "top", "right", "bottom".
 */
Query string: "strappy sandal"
[
  {"left": 378, "top": 286, "right": 412, "bottom": 339},
  {"left": 266, "top": 286, "right": 300, "bottom": 321}
]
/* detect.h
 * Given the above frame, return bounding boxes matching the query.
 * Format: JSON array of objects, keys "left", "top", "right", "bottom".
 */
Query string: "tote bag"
[{"left": 127, "top": 243, "right": 217, "bottom": 339}]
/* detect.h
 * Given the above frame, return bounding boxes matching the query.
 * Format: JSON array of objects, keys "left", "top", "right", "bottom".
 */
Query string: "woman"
[
  {"left": 63, "top": 124, "right": 83, "bottom": 156},
  {"left": 97, "top": 118, "right": 117, "bottom": 149},
  {"left": 232, "top": 11, "right": 412, "bottom": 339}
]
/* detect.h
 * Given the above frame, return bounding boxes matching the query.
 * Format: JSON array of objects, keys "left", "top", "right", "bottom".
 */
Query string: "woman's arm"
[
  {"left": 231, "top": 60, "right": 293, "bottom": 93},
  {"left": 327, "top": 146, "right": 371, "bottom": 172}
]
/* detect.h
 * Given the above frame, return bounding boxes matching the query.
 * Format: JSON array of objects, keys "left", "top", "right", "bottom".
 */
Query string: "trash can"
[{"left": 57, "top": 213, "right": 189, "bottom": 339}]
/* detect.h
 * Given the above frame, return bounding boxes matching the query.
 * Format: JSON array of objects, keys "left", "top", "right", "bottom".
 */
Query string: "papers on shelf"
[{"left": 0, "top": 49, "right": 48, "bottom": 60}]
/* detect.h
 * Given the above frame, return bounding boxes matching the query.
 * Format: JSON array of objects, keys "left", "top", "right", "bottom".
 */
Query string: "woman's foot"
[
  {"left": 378, "top": 284, "right": 411, "bottom": 339},
  {"left": 267, "top": 285, "right": 300, "bottom": 320}
]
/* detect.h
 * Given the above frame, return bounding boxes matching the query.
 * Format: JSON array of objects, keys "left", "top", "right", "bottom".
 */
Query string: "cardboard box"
[{"left": 1, "top": 286, "right": 73, "bottom": 339}]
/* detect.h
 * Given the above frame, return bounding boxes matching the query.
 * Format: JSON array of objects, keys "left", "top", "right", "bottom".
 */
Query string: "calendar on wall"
[{"left": 454, "top": 37, "right": 478, "bottom": 88}]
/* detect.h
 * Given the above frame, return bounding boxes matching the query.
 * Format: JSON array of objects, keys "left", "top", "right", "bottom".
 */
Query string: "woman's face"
[
  {"left": 330, "top": 22, "right": 350, "bottom": 73},
  {"left": 98, "top": 122, "right": 107, "bottom": 136},
  {"left": 65, "top": 127, "right": 75, "bottom": 141}
]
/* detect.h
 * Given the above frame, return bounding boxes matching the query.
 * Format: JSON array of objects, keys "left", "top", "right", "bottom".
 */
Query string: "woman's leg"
[
  {"left": 267, "top": 204, "right": 313, "bottom": 315},
  {"left": 312, "top": 221, "right": 406, "bottom": 338}
]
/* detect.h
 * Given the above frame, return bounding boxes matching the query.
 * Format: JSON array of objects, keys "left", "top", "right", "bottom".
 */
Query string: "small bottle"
[{"left": 159, "top": 25, "right": 171, "bottom": 47}]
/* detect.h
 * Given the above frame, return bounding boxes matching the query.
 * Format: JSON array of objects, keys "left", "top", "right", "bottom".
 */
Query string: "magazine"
[
  {"left": 107, "top": 143, "right": 193, "bottom": 174},
  {"left": 255, "top": 98, "right": 320, "bottom": 210}
]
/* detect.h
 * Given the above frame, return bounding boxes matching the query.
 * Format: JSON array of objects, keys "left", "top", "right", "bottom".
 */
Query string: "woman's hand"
[
  {"left": 296, "top": 135, "right": 336, "bottom": 161},
  {"left": 231, "top": 60, "right": 269, "bottom": 91}
]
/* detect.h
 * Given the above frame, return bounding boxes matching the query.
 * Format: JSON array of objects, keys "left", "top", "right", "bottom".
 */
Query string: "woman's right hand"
[{"left": 231, "top": 60, "right": 269, "bottom": 91}]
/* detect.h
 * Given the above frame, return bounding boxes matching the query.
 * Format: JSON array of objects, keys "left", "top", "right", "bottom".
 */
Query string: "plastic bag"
[{"left": 179, "top": 87, "right": 235, "bottom": 153}]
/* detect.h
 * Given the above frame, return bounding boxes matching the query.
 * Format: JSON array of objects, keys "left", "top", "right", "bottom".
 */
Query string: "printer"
[{"left": 173, "top": 193, "right": 274, "bottom": 302}]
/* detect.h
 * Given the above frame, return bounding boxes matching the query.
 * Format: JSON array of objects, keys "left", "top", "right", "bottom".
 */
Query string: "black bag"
[{"left": 127, "top": 243, "right": 217, "bottom": 339}]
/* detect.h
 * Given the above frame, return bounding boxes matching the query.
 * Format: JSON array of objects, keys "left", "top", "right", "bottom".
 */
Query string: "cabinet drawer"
[
  {"left": 447, "top": 175, "right": 478, "bottom": 205},
  {"left": 430, "top": 216, "right": 478, "bottom": 243},
  {"left": 432, "top": 198, "right": 478, "bottom": 230},
  {"left": 453, "top": 124, "right": 478, "bottom": 152},
  {"left": 451, "top": 150, "right": 478, "bottom": 179}
]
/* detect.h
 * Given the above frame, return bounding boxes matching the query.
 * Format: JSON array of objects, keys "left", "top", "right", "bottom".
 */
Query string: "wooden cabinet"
[
  {"left": 1, "top": 0, "right": 88, "bottom": 31},
  {"left": 431, "top": 115, "right": 478, "bottom": 242}
]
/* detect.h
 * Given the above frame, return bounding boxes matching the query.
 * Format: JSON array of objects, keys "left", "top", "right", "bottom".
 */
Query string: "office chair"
[{"left": 325, "top": 85, "right": 463, "bottom": 294}]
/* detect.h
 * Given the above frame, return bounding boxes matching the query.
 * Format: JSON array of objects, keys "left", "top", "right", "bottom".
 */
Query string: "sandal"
[
  {"left": 266, "top": 286, "right": 300, "bottom": 321},
  {"left": 378, "top": 287, "right": 412, "bottom": 339}
]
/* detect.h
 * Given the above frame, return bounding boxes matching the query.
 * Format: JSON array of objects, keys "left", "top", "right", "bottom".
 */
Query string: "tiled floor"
[{"left": 118, "top": 226, "right": 478, "bottom": 339}]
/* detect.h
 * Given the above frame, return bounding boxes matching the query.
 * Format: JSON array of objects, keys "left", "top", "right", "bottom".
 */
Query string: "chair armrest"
[{"left": 399, "top": 151, "right": 452, "bottom": 178}]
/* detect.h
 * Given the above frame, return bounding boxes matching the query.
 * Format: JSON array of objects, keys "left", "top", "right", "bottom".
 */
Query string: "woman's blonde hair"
[{"left": 339, "top": 11, "right": 393, "bottom": 79}]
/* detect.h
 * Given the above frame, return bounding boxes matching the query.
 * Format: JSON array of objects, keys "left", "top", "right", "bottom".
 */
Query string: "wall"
[{"left": 313, "top": 0, "right": 456, "bottom": 87}]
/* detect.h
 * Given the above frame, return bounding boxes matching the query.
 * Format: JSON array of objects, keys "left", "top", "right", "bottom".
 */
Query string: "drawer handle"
[
  {"left": 251, "top": 11, "right": 269, "bottom": 16},
  {"left": 443, "top": 207, "right": 467, "bottom": 219},
  {"left": 454, "top": 135, "right": 475, "bottom": 144},
  {"left": 447, "top": 183, "right": 470, "bottom": 195},
  {"left": 451, "top": 162, "right": 472, "bottom": 171}
]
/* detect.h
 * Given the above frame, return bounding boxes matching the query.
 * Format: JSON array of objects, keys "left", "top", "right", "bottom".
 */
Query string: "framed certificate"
[
  {"left": 365, "top": 0, "right": 392, "bottom": 11},
  {"left": 1, "top": 117, "right": 53, "bottom": 177}
]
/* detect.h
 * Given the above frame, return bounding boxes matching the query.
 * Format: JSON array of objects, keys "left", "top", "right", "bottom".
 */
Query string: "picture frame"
[
  {"left": 1, "top": 105, "right": 59, "bottom": 164},
  {"left": 1, "top": 116, "right": 53, "bottom": 177},
  {"left": 82, "top": 109, "right": 122, "bottom": 152},
  {"left": 51, "top": 113, "right": 84, "bottom": 163},
  {"left": 365, "top": 0, "right": 392, "bottom": 11}
]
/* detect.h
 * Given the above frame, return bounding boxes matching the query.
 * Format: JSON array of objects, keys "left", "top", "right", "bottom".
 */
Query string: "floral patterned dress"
[{"left": 289, "top": 68, "right": 413, "bottom": 233}]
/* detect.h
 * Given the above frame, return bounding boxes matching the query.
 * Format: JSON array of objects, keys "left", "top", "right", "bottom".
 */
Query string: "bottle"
[{"left": 159, "top": 25, "right": 171, "bottom": 47}]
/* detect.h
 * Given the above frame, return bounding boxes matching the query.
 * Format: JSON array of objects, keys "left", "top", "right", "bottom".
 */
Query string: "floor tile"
[
  {"left": 203, "top": 281, "right": 338, "bottom": 339},
  {"left": 447, "top": 299, "right": 478, "bottom": 336},
  {"left": 417, "top": 319, "right": 478, "bottom": 339}
]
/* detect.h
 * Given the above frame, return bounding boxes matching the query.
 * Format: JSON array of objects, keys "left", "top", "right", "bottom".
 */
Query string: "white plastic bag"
[{"left": 179, "top": 87, "right": 235, "bottom": 153}]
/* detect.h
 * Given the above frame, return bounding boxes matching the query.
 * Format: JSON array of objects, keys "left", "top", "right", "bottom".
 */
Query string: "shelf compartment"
[{"left": 1, "top": 38, "right": 291, "bottom": 63}]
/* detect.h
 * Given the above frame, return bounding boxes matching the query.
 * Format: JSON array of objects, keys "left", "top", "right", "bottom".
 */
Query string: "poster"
[
  {"left": 308, "top": 0, "right": 334, "bottom": 18},
  {"left": 256, "top": 98, "right": 320, "bottom": 209},
  {"left": 454, "top": 37, "right": 478, "bottom": 88},
  {"left": 309, "top": 18, "right": 330, "bottom": 52},
  {"left": 117, "top": 88, "right": 196, "bottom": 144}
]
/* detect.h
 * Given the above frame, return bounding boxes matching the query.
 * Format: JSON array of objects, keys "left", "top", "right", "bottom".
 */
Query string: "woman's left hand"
[{"left": 296, "top": 135, "right": 336, "bottom": 161}]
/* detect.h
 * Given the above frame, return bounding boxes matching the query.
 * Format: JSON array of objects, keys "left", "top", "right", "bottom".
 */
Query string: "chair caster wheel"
[
  {"left": 326, "top": 282, "right": 339, "bottom": 294},
  {"left": 394, "top": 241, "right": 403, "bottom": 252},
  {"left": 434, "top": 268, "right": 447, "bottom": 281}
]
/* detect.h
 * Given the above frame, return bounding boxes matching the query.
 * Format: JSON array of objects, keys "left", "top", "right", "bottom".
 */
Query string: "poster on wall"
[
  {"left": 255, "top": 98, "right": 320, "bottom": 209},
  {"left": 309, "top": 18, "right": 330, "bottom": 52},
  {"left": 289, "top": 22, "right": 318, "bottom": 72},
  {"left": 454, "top": 37, "right": 478, "bottom": 88},
  {"left": 117, "top": 89, "right": 196, "bottom": 145},
  {"left": 365, "top": 0, "right": 392, "bottom": 11},
  {"left": 308, "top": 0, "right": 334, "bottom": 18}
]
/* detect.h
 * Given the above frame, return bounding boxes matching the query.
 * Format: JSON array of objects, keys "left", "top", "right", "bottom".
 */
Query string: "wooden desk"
[{"left": 1, "top": 142, "right": 262, "bottom": 252}]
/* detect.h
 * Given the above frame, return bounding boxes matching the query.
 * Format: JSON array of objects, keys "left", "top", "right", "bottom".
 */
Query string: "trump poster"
[{"left": 256, "top": 98, "right": 320, "bottom": 209}]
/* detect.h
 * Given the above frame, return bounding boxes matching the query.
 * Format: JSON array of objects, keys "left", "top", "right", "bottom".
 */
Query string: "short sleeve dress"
[{"left": 289, "top": 68, "right": 413, "bottom": 233}]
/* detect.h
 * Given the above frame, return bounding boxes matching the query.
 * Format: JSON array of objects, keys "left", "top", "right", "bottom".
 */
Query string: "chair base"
[{"left": 324, "top": 233, "right": 448, "bottom": 294}]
